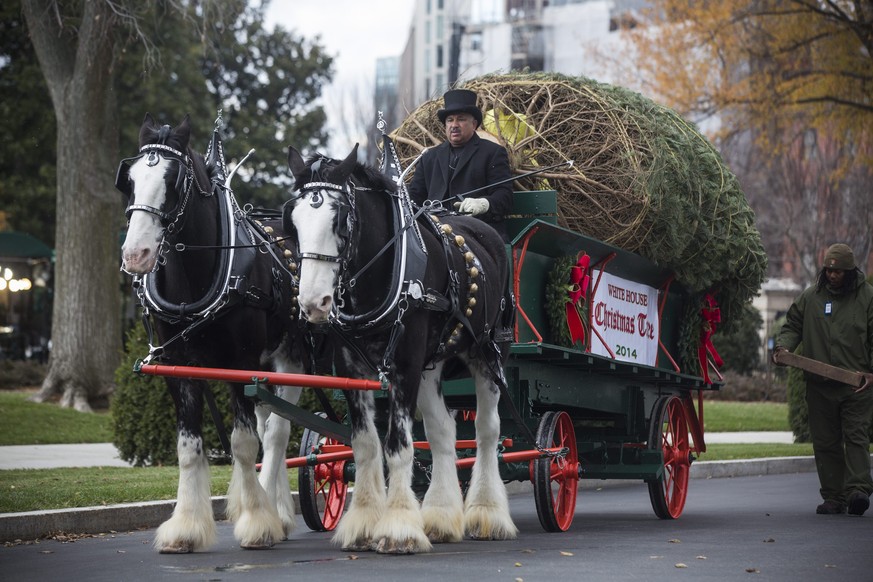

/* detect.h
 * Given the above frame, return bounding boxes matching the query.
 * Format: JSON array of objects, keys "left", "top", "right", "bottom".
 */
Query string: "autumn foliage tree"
[{"left": 615, "top": 0, "right": 873, "bottom": 280}]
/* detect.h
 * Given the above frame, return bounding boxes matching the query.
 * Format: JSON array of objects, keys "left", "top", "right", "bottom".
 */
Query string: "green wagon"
[{"left": 144, "top": 189, "right": 719, "bottom": 533}]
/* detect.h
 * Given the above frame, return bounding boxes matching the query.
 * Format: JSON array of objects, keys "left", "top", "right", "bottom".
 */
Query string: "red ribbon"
[
  {"left": 565, "top": 253, "right": 590, "bottom": 346},
  {"left": 699, "top": 293, "right": 724, "bottom": 383}
]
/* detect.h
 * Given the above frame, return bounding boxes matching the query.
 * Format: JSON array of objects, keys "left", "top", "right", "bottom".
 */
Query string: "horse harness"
[
  {"left": 117, "top": 129, "right": 300, "bottom": 365},
  {"left": 291, "top": 164, "right": 511, "bottom": 386}
]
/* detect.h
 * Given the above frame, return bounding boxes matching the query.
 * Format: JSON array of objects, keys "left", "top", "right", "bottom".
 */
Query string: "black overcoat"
[{"left": 408, "top": 133, "right": 513, "bottom": 240}]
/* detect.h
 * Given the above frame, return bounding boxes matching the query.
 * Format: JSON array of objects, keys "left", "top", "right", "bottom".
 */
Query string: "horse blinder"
[{"left": 115, "top": 157, "right": 136, "bottom": 198}]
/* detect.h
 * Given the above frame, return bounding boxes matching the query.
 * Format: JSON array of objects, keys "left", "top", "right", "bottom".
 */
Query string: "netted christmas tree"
[{"left": 392, "top": 72, "right": 767, "bottom": 373}]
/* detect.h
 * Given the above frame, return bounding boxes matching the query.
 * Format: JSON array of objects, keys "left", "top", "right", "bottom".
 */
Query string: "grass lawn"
[
  {"left": 0, "top": 466, "right": 238, "bottom": 513},
  {"left": 0, "top": 392, "right": 792, "bottom": 447},
  {"left": 0, "top": 391, "right": 114, "bottom": 445},
  {"left": 0, "top": 390, "right": 807, "bottom": 513},
  {"left": 701, "top": 400, "right": 791, "bottom": 432}
]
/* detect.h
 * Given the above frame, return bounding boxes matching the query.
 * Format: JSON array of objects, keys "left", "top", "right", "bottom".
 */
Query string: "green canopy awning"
[{"left": 0, "top": 231, "right": 53, "bottom": 259}]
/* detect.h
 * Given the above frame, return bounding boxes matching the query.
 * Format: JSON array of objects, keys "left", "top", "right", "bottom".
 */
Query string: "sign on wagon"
[{"left": 590, "top": 270, "right": 659, "bottom": 366}]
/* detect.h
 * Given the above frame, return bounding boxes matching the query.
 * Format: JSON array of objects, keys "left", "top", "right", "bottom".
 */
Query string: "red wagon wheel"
[
  {"left": 297, "top": 416, "right": 349, "bottom": 531},
  {"left": 647, "top": 396, "right": 691, "bottom": 519},
  {"left": 532, "top": 410, "right": 579, "bottom": 532}
]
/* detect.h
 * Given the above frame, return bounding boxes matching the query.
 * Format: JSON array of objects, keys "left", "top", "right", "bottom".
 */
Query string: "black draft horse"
[
  {"left": 118, "top": 114, "right": 303, "bottom": 553},
  {"left": 282, "top": 145, "right": 517, "bottom": 553}
]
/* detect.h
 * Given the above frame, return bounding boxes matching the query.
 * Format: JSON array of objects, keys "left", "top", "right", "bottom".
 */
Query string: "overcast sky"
[{"left": 265, "top": 0, "right": 416, "bottom": 155}]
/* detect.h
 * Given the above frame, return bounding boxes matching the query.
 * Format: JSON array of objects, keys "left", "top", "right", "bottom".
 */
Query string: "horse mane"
[{"left": 304, "top": 152, "right": 397, "bottom": 194}]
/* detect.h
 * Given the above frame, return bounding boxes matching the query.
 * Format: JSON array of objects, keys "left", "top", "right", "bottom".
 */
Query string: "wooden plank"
[{"left": 773, "top": 351, "right": 864, "bottom": 387}]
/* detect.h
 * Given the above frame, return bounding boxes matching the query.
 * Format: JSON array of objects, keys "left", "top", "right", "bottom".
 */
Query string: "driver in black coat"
[{"left": 408, "top": 89, "right": 514, "bottom": 242}]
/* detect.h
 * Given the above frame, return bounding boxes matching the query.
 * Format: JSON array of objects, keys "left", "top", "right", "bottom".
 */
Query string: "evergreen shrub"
[{"left": 112, "top": 324, "right": 338, "bottom": 466}]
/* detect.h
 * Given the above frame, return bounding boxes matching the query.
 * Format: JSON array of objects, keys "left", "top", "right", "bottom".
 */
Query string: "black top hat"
[{"left": 437, "top": 89, "right": 483, "bottom": 126}]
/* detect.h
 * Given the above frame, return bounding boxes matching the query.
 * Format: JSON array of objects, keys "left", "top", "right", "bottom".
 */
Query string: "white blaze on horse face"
[
  {"left": 292, "top": 194, "right": 342, "bottom": 323},
  {"left": 120, "top": 156, "right": 172, "bottom": 273}
]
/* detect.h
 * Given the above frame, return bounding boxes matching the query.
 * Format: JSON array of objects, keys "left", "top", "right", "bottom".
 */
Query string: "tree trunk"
[{"left": 23, "top": 0, "right": 123, "bottom": 412}]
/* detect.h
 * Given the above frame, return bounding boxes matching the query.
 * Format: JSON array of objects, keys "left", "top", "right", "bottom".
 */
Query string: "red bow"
[
  {"left": 566, "top": 253, "right": 590, "bottom": 346},
  {"left": 699, "top": 293, "right": 724, "bottom": 383}
]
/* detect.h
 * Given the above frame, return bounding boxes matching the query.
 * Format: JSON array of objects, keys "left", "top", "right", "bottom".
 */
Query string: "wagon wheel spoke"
[
  {"left": 298, "top": 415, "right": 350, "bottom": 531},
  {"left": 647, "top": 396, "right": 691, "bottom": 519},
  {"left": 532, "top": 411, "right": 578, "bottom": 532}
]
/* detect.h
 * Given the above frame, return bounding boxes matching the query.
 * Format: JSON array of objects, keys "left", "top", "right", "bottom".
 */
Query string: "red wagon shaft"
[
  {"left": 137, "top": 363, "right": 384, "bottom": 391},
  {"left": 278, "top": 444, "right": 566, "bottom": 469}
]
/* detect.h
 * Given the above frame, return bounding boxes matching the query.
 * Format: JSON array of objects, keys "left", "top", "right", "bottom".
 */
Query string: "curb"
[
  {"left": 1, "top": 497, "right": 229, "bottom": 544},
  {"left": 0, "top": 457, "right": 818, "bottom": 543}
]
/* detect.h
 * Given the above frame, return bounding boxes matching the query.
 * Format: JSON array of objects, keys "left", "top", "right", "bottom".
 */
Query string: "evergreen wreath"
[{"left": 544, "top": 255, "right": 589, "bottom": 349}]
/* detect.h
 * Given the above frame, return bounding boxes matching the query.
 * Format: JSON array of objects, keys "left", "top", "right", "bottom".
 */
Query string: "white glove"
[{"left": 454, "top": 197, "right": 490, "bottom": 216}]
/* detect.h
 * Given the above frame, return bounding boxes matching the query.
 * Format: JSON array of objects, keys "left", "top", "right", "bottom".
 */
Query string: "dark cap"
[
  {"left": 823, "top": 243, "right": 856, "bottom": 270},
  {"left": 437, "top": 89, "right": 483, "bottom": 126}
]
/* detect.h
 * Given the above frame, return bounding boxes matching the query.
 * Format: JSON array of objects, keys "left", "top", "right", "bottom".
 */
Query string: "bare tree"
[
  {"left": 725, "top": 122, "right": 873, "bottom": 285},
  {"left": 325, "top": 77, "right": 380, "bottom": 162}
]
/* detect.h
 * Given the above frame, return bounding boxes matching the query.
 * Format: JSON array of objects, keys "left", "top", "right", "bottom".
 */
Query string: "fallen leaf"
[
  {"left": 560, "top": 551, "right": 574, "bottom": 556},
  {"left": 649, "top": 555, "right": 663, "bottom": 559},
  {"left": 745, "top": 567, "right": 760, "bottom": 573},
  {"left": 668, "top": 539, "right": 682, "bottom": 543},
  {"left": 117, "top": 550, "right": 126, "bottom": 554},
  {"left": 675, "top": 563, "right": 688, "bottom": 568},
  {"left": 763, "top": 538, "right": 775, "bottom": 543},
  {"left": 521, "top": 549, "right": 535, "bottom": 554},
  {"left": 696, "top": 556, "right": 707, "bottom": 560},
  {"left": 39, "top": 550, "right": 54, "bottom": 554},
  {"left": 515, "top": 562, "right": 523, "bottom": 567},
  {"left": 824, "top": 564, "right": 837, "bottom": 568},
  {"left": 347, "top": 554, "right": 359, "bottom": 560}
]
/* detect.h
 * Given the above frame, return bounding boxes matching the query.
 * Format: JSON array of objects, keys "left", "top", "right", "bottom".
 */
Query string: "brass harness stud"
[
  {"left": 430, "top": 215, "right": 482, "bottom": 346},
  {"left": 256, "top": 219, "right": 300, "bottom": 318}
]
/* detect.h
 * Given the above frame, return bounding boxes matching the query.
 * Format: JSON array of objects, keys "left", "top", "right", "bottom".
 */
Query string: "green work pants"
[{"left": 806, "top": 381, "right": 873, "bottom": 504}]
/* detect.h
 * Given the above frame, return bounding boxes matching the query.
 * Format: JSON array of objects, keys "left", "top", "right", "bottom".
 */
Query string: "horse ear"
[
  {"left": 139, "top": 113, "right": 156, "bottom": 146},
  {"left": 288, "top": 146, "right": 307, "bottom": 185},
  {"left": 334, "top": 143, "right": 359, "bottom": 180},
  {"left": 174, "top": 115, "right": 192, "bottom": 150}
]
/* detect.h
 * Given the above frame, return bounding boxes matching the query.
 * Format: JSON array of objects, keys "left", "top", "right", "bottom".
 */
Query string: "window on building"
[
  {"left": 470, "top": 32, "right": 482, "bottom": 52},
  {"left": 437, "top": 45, "right": 443, "bottom": 68}
]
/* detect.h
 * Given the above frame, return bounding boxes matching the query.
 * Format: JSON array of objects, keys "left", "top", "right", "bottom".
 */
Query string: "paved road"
[{"left": 1, "top": 472, "right": 870, "bottom": 582}]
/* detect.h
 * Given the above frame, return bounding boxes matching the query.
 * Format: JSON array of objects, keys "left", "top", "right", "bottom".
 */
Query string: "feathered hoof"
[
  {"left": 426, "top": 529, "right": 463, "bottom": 544},
  {"left": 234, "top": 515, "right": 283, "bottom": 551},
  {"left": 375, "top": 535, "right": 432, "bottom": 554},
  {"left": 153, "top": 515, "right": 216, "bottom": 553},
  {"left": 423, "top": 512, "right": 464, "bottom": 544},
  {"left": 157, "top": 542, "right": 193, "bottom": 554},
  {"left": 464, "top": 506, "right": 518, "bottom": 541},
  {"left": 340, "top": 538, "right": 375, "bottom": 552},
  {"left": 240, "top": 539, "right": 276, "bottom": 550}
]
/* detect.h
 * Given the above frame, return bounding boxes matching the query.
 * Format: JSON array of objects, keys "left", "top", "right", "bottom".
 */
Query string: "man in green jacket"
[{"left": 774, "top": 243, "right": 873, "bottom": 516}]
